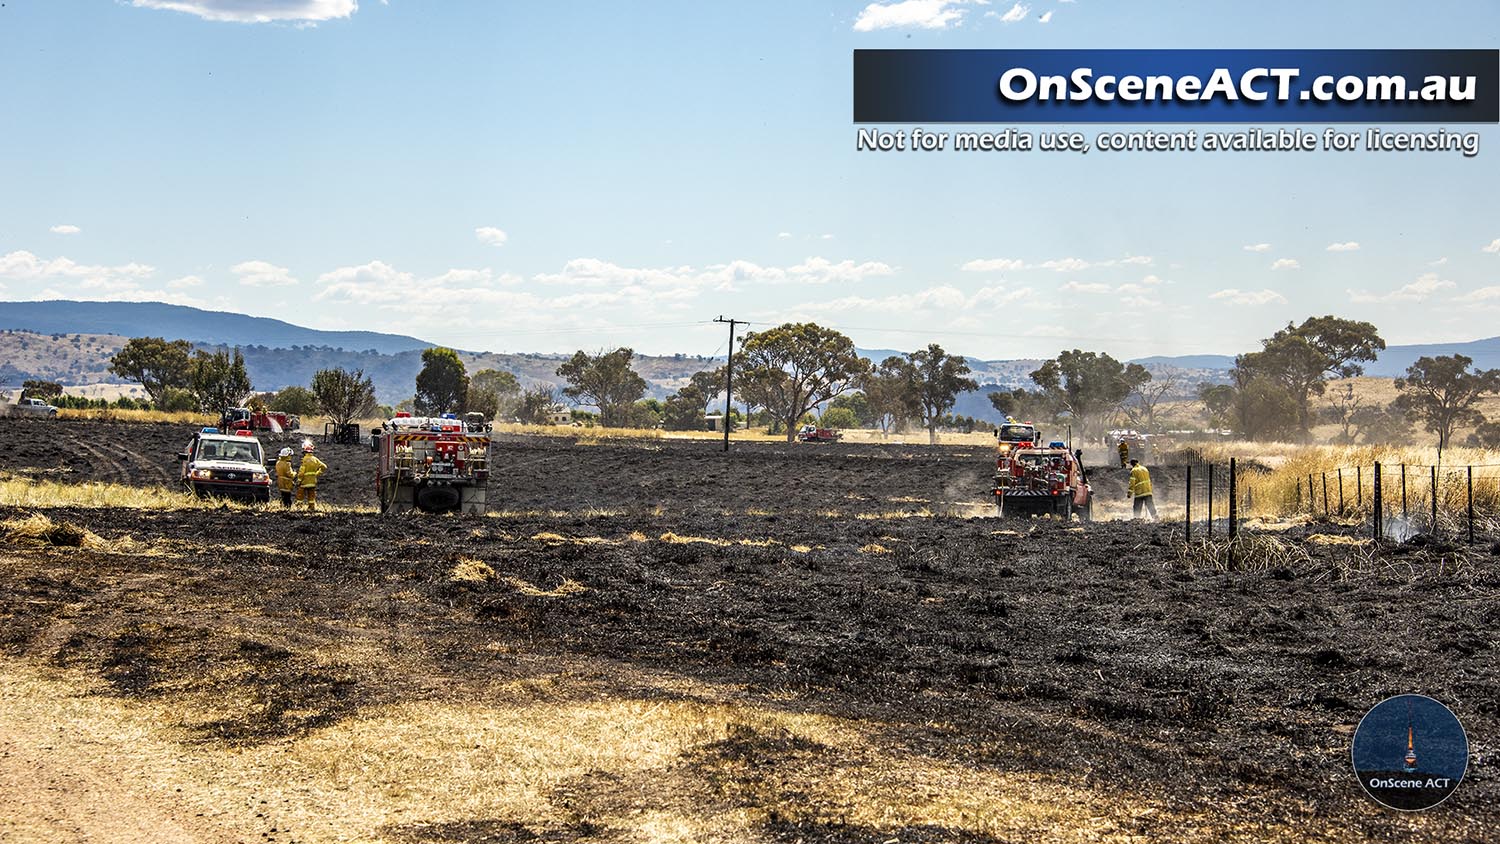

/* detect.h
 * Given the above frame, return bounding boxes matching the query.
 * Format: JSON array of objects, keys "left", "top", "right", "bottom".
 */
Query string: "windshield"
[
  {"left": 197, "top": 439, "right": 262, "bottom": 463},
  {"left": 999, "top": 424, "right": 1035, "bottom": 442}
]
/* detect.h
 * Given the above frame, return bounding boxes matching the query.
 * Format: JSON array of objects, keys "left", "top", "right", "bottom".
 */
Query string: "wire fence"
[{"left": 1178, "top": 457, "right": 1500, "bottom": 545}]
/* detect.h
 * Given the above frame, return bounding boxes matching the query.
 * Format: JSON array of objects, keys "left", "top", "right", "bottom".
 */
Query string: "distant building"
[{"left": 546, "top": 405, "right": 572, "bottom": 426}]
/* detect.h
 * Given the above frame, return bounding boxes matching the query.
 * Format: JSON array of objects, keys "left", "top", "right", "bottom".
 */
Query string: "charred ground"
[{"left": 0, "top": 418, "right": 1496, "bottom": 842}]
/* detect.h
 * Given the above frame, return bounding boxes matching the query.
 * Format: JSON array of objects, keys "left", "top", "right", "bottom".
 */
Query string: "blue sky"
[{"left": 1, "top": 0, "right": 1497, "bottom": 361}]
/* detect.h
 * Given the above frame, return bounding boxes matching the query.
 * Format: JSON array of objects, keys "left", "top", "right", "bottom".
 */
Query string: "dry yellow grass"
[
  {"left": 55, "top": 408, "right": 215, "bottom": 425},
  {"left": 0, "top": 476, "right": 374, "bottom": 514},
  {"left": 0, "top": 657, "right": 1322, "bottom": 843},
  {"left": 1171, "top": 441, "right": 1500, "bottom": 521},
  {"left": 449, "top": 556, "right": 497, "bottom": 582}
]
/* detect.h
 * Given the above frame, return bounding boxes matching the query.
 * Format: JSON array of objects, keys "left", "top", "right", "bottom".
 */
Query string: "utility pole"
[{"left": 713, "top": 316, "right": 744, "bottom": 453}]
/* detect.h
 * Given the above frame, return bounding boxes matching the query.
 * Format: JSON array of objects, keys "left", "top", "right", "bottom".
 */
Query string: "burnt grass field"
[{"left": 1, "top": 418, "right": 1498, "bottom": 842}]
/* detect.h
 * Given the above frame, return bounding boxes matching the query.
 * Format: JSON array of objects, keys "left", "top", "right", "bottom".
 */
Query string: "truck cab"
[
  {"left": 178, "top": 428, "right": 272, "bottom": 502},
  {"left": 995, "top": 422, "right": 1039, "bottom": 454}
]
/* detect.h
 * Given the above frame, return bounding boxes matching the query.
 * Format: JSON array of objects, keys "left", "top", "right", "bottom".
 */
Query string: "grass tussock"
[
  {"left": 530, "top": 531, "right": 613, "bottom": 546},
  {"left": 3, "top": 513, "right": 109, "bottom": 549},
  {"left": 505, "top": 576, "right": 588, "bottom": 597},
  {"left": 1172, "top": 533, "right": 1313, "bottom": 574},
  {"left": 449, "top": 556, "right": 497, "bottom": 583}
]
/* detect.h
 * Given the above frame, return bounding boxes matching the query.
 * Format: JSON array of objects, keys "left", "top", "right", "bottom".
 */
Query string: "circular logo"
[{"left": 1352, "top": 694, "right": 1468, "bottom": 811}]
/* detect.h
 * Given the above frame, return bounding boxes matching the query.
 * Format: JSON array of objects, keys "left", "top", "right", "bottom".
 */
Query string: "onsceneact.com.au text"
[{"left": 998, "top": 67, "right": 1478, "bottom": 104}]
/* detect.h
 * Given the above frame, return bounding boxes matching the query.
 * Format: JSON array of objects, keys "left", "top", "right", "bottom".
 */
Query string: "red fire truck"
[
  {"left": 992, "top": 440, "right": 1092, "bottom": 520},
  {"left": 372, "top": 413, "right": 491, "bottom": 514}
]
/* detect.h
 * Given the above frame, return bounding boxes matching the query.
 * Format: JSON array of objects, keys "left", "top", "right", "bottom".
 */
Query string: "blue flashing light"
[
  {"left": 201, "top": 427, "right": 219, "bottom": 434},
  {"left": 442, "top": 412, "right": 458, "bottom": 419},
  {"left": 1049, "top": 441, "right": 1067, "bottom": 448}
]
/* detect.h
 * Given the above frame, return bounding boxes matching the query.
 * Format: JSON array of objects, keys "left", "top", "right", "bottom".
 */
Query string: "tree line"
[{"left": 91, "top": 316, "right": 1500, "bottom": 450}]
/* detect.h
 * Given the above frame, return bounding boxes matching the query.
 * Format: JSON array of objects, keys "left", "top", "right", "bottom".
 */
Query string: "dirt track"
[{"left": 1, "top": 418, "right": 1497, "bottom": 842}]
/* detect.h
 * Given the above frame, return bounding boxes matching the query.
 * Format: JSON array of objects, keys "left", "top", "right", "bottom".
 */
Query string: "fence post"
[
  {"left": 1373, "top": 462, "right": 1382, "bottom": 542},
  {"left": 1229, "top": 457, "right": 1238, "bottom": 540},
  {"left": 1401, "top": 464, "right": 1408, "bottom": 521},
  {"left": 1338, "top": 469, "right": 1345, "bottom": 515},
  {"left": 1322, "top": 472, "right": 1330, "bottom": 516},
  {"left": 1357, "top": 465, "right": 1363, "bottom": 510},
  {"left": 1308, "top": 474, "right": 1315, "bottom": 514},
  {"left": 1468, "top": 466, "right": 1474, "bottom": 545},
  {"left": 1185, "top": 465, "right": 1192, "bottom": 542},
  {"left": 1431, "top": 465, "right": 1439, "bottom": 536},
  {"left": 1207, "top": 463, "right": 1215, "bottom": 536}
]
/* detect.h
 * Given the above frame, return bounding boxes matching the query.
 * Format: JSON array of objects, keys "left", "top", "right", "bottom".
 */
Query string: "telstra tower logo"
[{"left": 1352, "top": 694, "right": 1468, "bottom": 811}]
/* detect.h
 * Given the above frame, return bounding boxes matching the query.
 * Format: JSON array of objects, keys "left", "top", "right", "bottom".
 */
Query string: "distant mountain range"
[
  {"left": 0, "top": 301, "right": 431, "bottom": 355},
  {"left": 4, "top": 300, "right": 1500, "bottom": 418}
]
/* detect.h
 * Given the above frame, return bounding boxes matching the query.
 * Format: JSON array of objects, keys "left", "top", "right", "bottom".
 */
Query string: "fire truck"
[
  {"left": 796, "top": 424, "right": 841, "bottom": 443},
  {"left": 372, "top": 412, "right": 491, "bottom": 514},
  {"left": 992, "top": 439, "right": 1092, "bottom": 520},
  {"left": 221, "top": 407, "right": 300, "bottom": 437}
]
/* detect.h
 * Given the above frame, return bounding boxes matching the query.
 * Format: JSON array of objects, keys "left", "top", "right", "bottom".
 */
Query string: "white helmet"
[
  {"left": 279, "top": 447, "right": 293, "bottom": 457},
  {"left": 301, "top": 439, "right": 316, "bottom": 453}
]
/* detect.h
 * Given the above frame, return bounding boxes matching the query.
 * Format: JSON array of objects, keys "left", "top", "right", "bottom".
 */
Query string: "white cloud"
[
  {"left": 475, "top": 226, "right": 508, "bottom": 247},
  {"left": 1453, "top": 286, "right": 1500, "bottom": 304},
  {"left": 962, "top": 258, "right": 1026, "bottom": 272},
  {"left": 1326, "top": 241, "right": 1360, "bottom": 252},
  {"left": 1139, "top": 274, "right": 1164, "bottom": 285},
  {"left": 962, "top": 254, "right": 1145, "bottom": 273},
  {"left": 786, "top": 256, "right": 894, "bottom": 284},
  {"left": 167, "top": 275, "right": 204, "bottom": 289},
  {"left": 1483, "top": 238, "right": 1500, "bottom": 254},
  {"left": 853, "top": 0, "right": 970, "bottom": 31},
  {"left": 1211, "top": 288, "right": 1287, "bottom": 306},
  {"left": 129, "top": 0, "right": 357, "bottom": 23},
  {"left": 1060, "top": 281, "right": 1111, "bottom": 294},
  {"left": 1242, "top": 243, "right": 1271, "bottom": 252},
  {"left": 231, "top": 260, "right": 298, "bottom": 287},
  {"left": 0, "top": 250, "right": 154, "bottom": 286},
  {"left": 1348, "top": 273, "right": 1454, "bottom": 304},
  {"left": 1270, "top": 258, "right": 1300, "bottom": 271},
  {"left": 797, "top": 284, "right": 1030, "bottom": 316},
  {"left": 1431, "top": 257, "right": 1449, "bottom": 266},
  {"left": 49, "top": 224, "right": 81, "bottom": 235},
  {"left": 820, "top": 233, "right": 835, "bottom": 240},
  {"left": 777, "top": 232, "right": 792, "bottom": 239},
  {"left": 997, "top": 2, "right": 1029, "bottom": 23},
  {"left": 1038, "top": 10, "right": 1052, "bottom": 23},
  {"left": 1035, "top": 257, "right": 1091, "bottom": 272}
]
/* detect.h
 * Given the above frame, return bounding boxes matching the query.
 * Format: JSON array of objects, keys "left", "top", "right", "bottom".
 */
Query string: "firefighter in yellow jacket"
[
  {"left": 295, "top": 440, "right": 327, "bottom": 510},
  {"left": 1127, "top": 458, "right": 1157, "bottom": 521},
  {"left": 274, "top": 446, "right": 296, "bottom": 507}
]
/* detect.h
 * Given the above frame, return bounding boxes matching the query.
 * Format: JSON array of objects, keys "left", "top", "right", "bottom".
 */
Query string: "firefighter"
[
  {"left": 1127, "top": 458, "right": 1157, "bottom": 521},
  {"left": 295, "top": 440, "right": 326, "bottom": 510},
  {"left": 275, "top": 446, "right": 296, "bottom": 507},
  {"left": 1117, "top": 438, "right": 1129, "bottom": 467}
]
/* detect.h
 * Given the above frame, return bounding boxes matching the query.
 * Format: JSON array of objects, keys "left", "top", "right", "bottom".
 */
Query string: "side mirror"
[{"left": 177, "top": 452, "right": 190, "bottom": 461}]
